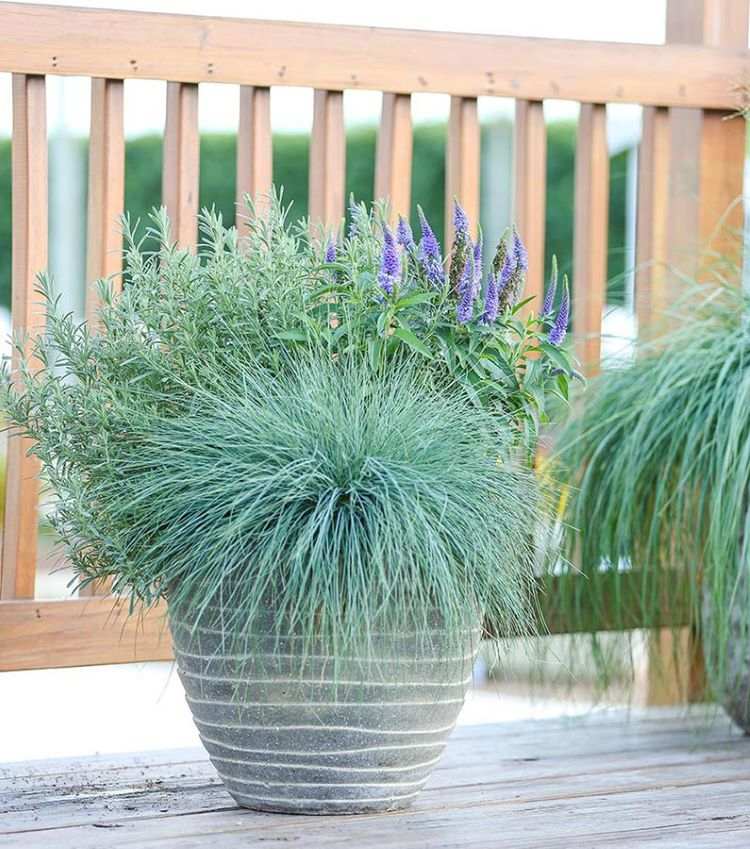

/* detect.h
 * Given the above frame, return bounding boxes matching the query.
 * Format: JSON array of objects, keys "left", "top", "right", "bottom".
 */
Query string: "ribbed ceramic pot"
[
  {"left": 702, "top": 570, "right": 750, "bottom": 734},
  {"left": 169, "top": 602, "right": 480, "bottom": 814}
]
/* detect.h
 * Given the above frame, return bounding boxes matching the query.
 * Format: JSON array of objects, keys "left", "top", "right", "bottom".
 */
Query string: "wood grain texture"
[
  {"left": 445, "top": 96, "right": 480, "bottom": 249},
  {"left": 0, "top": 598, "right": 172, "bottom": 671},
  {"left": 514, "top": 99, "right": 547, "bottom": 314},
  {"left": 236, "top": 85, "right": 272, "bottom": 223},
  {"left": 374, "top": 93, "right": 412, "bottom": 223},
  {"left": 665, "top": 0, "right": 748, "bottom": 281},
  {"left": 2, "top": 711, "right": 748, "bottom": 847},
  {"left": 78, "top": 78, "right": 125, "bottom": 599},
  {"left": 1, "top": 74, "right": 47, "bottom": 601},
  {"left": 1, "top": 3, "right": 748, "bottom": 109},
  {"left": 85, "top": 77, "right": 124, "bottom": 325},
  {"left": 162, "top": 81, "right": 200, "bottom": 248},
  {"left": 0, "top": 570, "right": 690, "bottom": 671},
  {"left": 573, "top": 103, "right": 609, "bottom": 377},
  {"left": 635, "top": 105, "right": 670, "bottom": 336},
  {"left": 309, "top": 89, "right": 345, "bottom": 232}
]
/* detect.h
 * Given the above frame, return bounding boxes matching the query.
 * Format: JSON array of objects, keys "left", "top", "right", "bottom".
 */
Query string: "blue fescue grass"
[{"left": 81, "top": 356, "right": 541, "bottom": 655}]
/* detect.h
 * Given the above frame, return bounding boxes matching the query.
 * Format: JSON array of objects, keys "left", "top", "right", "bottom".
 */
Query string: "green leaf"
[
  {"left": 274, "top": 329, "right": 309, "bottom": 342},
  {"left": 395, "top": 292, "right": 436, "bottom": 309},
  {"left": 539, "top": 341, "right": 573, "bottom": 374},
  {"left": 392, "top": 327, "right": 434, "bottom": 359}
]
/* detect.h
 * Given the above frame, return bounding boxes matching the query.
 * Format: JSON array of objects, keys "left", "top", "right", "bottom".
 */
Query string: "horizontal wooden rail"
[
  {"left": 0, "top": 570, "right": 692, "bottom": 671},
  {"left": 0, "top": 598, "right": 172, "bottom": 671},
  {"left": 1, "top": 3, "right": 748, "bottom": 109}
]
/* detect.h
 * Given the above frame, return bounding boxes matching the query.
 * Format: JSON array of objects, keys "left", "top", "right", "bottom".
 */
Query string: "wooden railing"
[{"left": 0, "top": 1, "right": 747, "bottom": 693}]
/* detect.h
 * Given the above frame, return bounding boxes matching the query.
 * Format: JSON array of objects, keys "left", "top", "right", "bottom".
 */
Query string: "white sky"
[{"left": 0, "top": 0, "right": 672, "bottom": 138}]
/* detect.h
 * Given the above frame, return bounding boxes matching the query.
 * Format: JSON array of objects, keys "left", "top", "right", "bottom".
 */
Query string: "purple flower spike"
[
  {"left": 513, "top": 227, "right": 528, "bottom": 273},
  {"left": 378, "top": 225, "right": 400, "bottom": 296},
  {"left": 472, "top": 234, "right": 483, "bottom": 298},
  {"left": 480, "top": 271, "right": 499, "bottom": 325},
  {"left": 548, "top": 281, "right": 570, "bottom": 346},
  {"left": 541, "top": 256, "right": 558, "bottom": 318},
  {"left": 454, "top": 200, "right": 470, "bottom": 239},
  {"left": 324, "top": 238, "right": 337, "bottom": 264},
  {"left": 396, "top": 215, "right": 415, "bottom": 250},
  {"left": 456, "top": 251, "right": 475, "bottom": 325},
  {"left": 417, "top": 207, "right": 445, "bottom": 288}
]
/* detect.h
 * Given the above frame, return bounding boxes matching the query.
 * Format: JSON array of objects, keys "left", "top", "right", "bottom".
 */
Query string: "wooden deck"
[{"left": 2, "top": 709, "right": 749, "bottom": 848}]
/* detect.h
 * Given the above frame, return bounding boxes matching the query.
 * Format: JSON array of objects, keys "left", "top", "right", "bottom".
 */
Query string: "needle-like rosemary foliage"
[{"left": 552, "top": 279, "right": 750, "bottom": 696}]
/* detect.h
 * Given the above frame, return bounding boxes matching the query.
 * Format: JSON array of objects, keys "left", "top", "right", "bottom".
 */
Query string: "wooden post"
[
  {"left": 665, "top": 0, "right": 747, "bottom": 282},
  {"left": 79, "top": 77, "right": 125, "bottom": 598},
  {"left": 309, "top": 89, "right": 345, "bottom": 232},
  {"left": 374, "top": 93, "right": 413, "bottom": 223},
  {"left": 1, "top": 75, "right": 47, "bottom": 601},
  {"left": 163, "top": 82, "right": 200, "bottom": 249},
  {"left": 236, "top": 85, "right": 272, "bottom": 223},
  {"left": 635, "top": 106, "right": 670, "bottom": 337},
  {"left": 573, "top": 103, "right": 609, "bottom": 377},
  {"left": 445, "top": 96, "right": 480, "bottom": 248},
  {"left": 514, "top": 99, "right": 547, "bottom": 314},
  {"left": 85, "top": 78, "right": 125, "bottom": 328}
]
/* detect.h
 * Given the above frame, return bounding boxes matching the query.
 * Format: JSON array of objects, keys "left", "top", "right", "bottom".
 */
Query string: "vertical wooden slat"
[
  {"left": 374, "top": 93, "right": 412, "bottom": 223},
  {"left": 162, "top": 82, "right": 199, "bottom": 248},
  {"left": 79, "top": 77, "right": 125, "bottom": 598},
  {"left": 514, "top": 99, "right": 547, "bottom": 312},
  {"left": 573, "top": 103, "right": 609, "bottom": 377},
  {"left": 309, "top": 89, "right": 345, "bottom": 231},
  {"left": 86, "top": 78, "right": 124, "bottom": 327},
  {"left": 236, "top": 85, "right": 272, "bottom": 222},
  {"left": 635, "top": 106, "right": 670, "bottom": 336},
  {"left": 1, "top": 74, "right": 47, "bottom": 601},
  {"left": 445, "top": 96, "right": 480, "bottom": 248}
]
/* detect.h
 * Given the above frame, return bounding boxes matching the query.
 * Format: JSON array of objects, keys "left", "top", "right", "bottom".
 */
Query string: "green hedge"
[{"left": 0, "top": 121, "right": 628, "bottom": 311}]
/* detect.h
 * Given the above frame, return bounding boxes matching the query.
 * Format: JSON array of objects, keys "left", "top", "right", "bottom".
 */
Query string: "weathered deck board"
[{"left": 1, "top": 710, "right": 749, "bottom": 847}]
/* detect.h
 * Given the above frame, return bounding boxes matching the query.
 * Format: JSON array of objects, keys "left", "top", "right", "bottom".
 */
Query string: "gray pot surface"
[
  {"left": 702, "top": 571, "right": 750, "bottom": 734},
  {"left": 169, "top": 603, "right": 480, "bottom": 814}
]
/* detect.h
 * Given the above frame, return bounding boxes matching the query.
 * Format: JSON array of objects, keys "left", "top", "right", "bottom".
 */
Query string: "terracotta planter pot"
[{"left": 169, "top": 602, "right": 480, "bottom": 814}]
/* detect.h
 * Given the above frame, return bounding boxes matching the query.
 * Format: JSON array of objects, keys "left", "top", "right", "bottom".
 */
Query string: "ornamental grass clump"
[
  {"left": 552, "top": 279, "right": 750, "bottom": 722},
  {"left": 78, "top": 357, "right": 540, "bottom": 656}
]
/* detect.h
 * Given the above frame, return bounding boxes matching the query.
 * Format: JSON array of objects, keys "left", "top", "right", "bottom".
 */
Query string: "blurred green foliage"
[{"left": 0, "top": 121, "right": 629, "bottom": 311}]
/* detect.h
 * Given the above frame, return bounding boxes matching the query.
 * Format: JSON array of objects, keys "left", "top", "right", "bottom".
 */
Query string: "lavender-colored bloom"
[
  {"left": 396, "top": 215, "right": 415, "bottom": 250},
  {"left": 480, "top": 271, "right": 499, "bottom": 325},
  {"left": 324, "top": 238, "right": 337, "bottom": 264},
  {"left": 513, "top": 227, "right": 528, "bottom": 273},
  {"left": 417, "top": 207, "right": 445, "bottom": 287},
  {"left": 472, "top": 234, "right": 483, "bottom": 298},
  {"left": 456, "top": 251, "right": 475, "bottom": 324},
  {"left": 548, "top": 282, "right": 570, "bottom": 346},
  {"left": 541, "top": 256, "right": 558, "bottom": 317},
  {"left": 378, "top": 225, "right": 400, "bottom": 295},
  {"left": 454, "top": 200, "right": 470, "bottom": 240}
]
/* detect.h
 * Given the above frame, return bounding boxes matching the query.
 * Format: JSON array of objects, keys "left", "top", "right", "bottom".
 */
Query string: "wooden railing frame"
[{"left": 0, "top": 1, "right": 747, "bottom": 688}]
